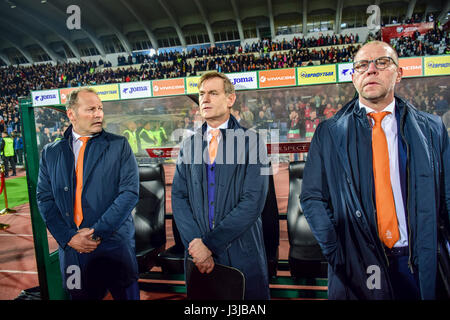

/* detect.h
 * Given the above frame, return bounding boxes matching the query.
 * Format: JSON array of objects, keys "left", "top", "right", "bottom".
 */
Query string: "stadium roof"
[{"left": 0, "top": 0, "right": 448, "bottom": 65}]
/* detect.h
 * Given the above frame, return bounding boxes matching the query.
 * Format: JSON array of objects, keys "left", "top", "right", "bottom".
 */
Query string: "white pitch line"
[
  {"left": 0, "top": 234, "right": 53, "bottom": 237},
  {"left": 0, "top": 270, "right": 38, "bottom": 274}
]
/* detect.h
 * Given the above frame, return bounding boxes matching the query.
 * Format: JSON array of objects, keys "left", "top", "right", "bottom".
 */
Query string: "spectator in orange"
[{"left": 323, "top": 103, "right": 337, "bottom": 119}]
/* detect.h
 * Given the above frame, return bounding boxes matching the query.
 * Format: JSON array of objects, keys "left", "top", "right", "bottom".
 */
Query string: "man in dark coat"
[
  {"left": 172, "top": 71, "right": 270, "bottom": 299},
  {"left": 37, "top": 88, "right": 140, "bottom": 300},
  {"left": 301, "top": 41, "right": 449, "bottom": 300}
]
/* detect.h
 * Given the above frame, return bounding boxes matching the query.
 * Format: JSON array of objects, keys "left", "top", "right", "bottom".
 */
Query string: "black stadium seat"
[
  {"left": 287, "top": 161, "right": 328, "bottom": 278},
  {"left": 133, "top": 164, "right": 166, "bottom": 273},
  {"left": 158, "top": 219, "right": 185, "bottom": 274},
  {"left": 261, "top": 163, "right": 280, "bottom": 278}
]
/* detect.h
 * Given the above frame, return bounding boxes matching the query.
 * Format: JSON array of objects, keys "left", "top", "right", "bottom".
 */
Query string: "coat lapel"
[
  {"left": 83, "top": 136, "right": 108, "bottom": 184},
  {"left": 403, "top": 107, "right": 432, "bottom": 173},
  {"left": 328, "top": 100, "right": 372, "bottom": 221},
  {"left": 328, "top": 112, "right": 354, "bottom": 183},
  {"left": 401, "top": 99, "right": 435, "bottom": 227},
  {"left": 328, "top": 99, "right": 371, "bottom": 188},
  {"left": 214, "top": 117, "right": 241, "bottom": 190},
  {"left": 189, "top": 128, "right": 209, "bottom": 232},
  {"left": 190, "top": 130, "right": 205, "bottom": 185}
]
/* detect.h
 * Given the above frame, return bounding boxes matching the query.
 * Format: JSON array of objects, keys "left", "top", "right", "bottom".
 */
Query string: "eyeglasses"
[{"left": 353, "top": 56, "right": 398, "bottom": 73}]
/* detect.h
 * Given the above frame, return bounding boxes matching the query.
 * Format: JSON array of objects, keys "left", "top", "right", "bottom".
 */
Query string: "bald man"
[{"left": 300, "top": 41, "right": 449, "bottom": 300}]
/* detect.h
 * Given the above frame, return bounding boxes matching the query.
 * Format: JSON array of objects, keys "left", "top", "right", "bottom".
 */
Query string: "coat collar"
[
  {"left": 328, "top": 97, "right": 360, "bottom": 181},
  {"left": 189, "top": 114, "right": 242, "bottom": 194},
  {"left": 63, "top": 124, "right": 104, "bottom": 141},
  {"left": 63, "top": 124, "right": 109, "bottom": 183},
  {"left": 328, "top": 95, "right": 431, "bottom": 184},
  {"left": 199, "top": 114, "right": 241, "bottom": 136}
]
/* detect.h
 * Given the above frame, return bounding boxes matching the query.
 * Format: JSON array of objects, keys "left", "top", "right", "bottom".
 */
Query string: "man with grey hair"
[
  {"left": 172, "top": 71, "right": 270, "bottom": 299},
  {"left": 37, "top": 88, "right": 140, "bottom": 300}
]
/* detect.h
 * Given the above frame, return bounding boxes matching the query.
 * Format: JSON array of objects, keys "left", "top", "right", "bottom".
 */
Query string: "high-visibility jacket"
[
  {"left": 151, "top": 127, "right": 167, "bottom": 147},
  {"left": 139, "top": 129, "right": 155, "bottom": 149},
  {"left": 123, "top": 129, "right": 138, "bottom": 153},
  {"left": 2, "top": 137, "right": 14, "bottom": 157}
]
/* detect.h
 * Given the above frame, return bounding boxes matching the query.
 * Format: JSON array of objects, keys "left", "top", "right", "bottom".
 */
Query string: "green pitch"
[{"left": 0, "top": 176, "right": 29, "bottom": 210}]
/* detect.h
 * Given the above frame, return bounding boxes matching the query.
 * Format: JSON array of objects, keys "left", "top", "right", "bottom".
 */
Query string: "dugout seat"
[
  {"left": 158, "top": 219, "right": 185, "bottom": 274},
  {"left": 261, "top": 163, "right": 280, "bottom": 278},
  {"left": 133, "top": 164, "right": 166, "bottom": 273},
  {"left": 287, "top": 161, "right": 328, "bottom": 278}
]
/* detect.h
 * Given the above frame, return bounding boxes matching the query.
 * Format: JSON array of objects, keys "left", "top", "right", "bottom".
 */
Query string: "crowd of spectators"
[
  {"left": 0, "top": 33, "right": 366, "bottom": 101},
  {"left": 391, "top": 27, "right": 449, "bottom": 57},
  {"left": 1, "top": 26, "right": 449, "bottom": 154},
  {"left": 387, "top": 12, "right": 436, "bottom": 25},
  {"left": 31, "top": 72, "right": 449, "bottom": 165},
  {"left": 131, "top": 33, "right": 365, "bottom": 78},
  {"left": 0, "top": 98, "right": 21, "bottom": 135},
  {"left": 180, "top": 44, "right": 360, "bottom": 74},
  {"left": 176, "top": 73, "right": 449, "bottom": 152},
  {"left": 206, "top": 85, "right": 354, "bottom": 142},
  {"left": 119, "top": 33, "right": 361, "bottom": 67}
]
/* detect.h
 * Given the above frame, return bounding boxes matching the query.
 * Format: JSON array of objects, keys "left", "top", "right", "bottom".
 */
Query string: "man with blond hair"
[{"left": 37, "top": 88, "right": 140, "bottom": 300}]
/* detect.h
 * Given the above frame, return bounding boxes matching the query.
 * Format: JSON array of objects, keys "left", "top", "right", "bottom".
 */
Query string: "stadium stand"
[{"left": 1, "top": 26, "right": 448, "bottom": 143}]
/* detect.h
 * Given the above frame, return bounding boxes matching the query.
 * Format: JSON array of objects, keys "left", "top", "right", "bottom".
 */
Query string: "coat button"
[
  {"left": 64, "top": 186, "right": 69, "bottom": 191},
  {"left": 65, "top": 212, "right": 69, "bottom": 217},
  {"left": 355, "top": 210, "right": 362, "bottom": 217}
]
